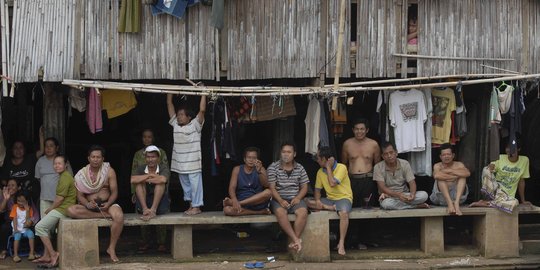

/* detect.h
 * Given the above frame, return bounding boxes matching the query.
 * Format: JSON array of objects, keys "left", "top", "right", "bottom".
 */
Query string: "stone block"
[
  {"left": 172, "top": 224, "right": 193, "bottom": 259},
  {"left": 474, "top": 210, "right": 519, "bottom": 258},
  {"left": 292, "top": 212, "right": 331, "bottom": 262},
  {"left": 58, "top": 219, "right": 99, "bottom": 268},
  {"left": 420, "top": 216, "right": 444, "bottom": 255}
]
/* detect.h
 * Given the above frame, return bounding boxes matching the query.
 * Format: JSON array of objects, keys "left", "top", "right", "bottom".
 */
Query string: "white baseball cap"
[{"left": 144, "top": 145, "right": 161, "bottom": 156}]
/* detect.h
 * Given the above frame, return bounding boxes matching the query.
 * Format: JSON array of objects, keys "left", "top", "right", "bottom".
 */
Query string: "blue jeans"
[
  {"left": 13, "top": 229, "right": 34, "bottom": 241},
  {"left": 179, "top": 172, "right": 204, "bottom": 207}
]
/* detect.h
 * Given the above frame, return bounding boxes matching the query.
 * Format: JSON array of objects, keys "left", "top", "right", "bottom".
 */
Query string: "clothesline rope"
[{"left": 62, "top": 73, "right": 540, "bottom": 97}]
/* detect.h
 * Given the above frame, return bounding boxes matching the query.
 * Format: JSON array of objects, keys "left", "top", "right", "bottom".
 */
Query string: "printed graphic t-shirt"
[
  {"left": 389, "top": 89, "right": 427, "bottom": 153},
  {"left": 431, "top": 88, "right": 456, "bottom": 144},
  {"left": 492, "top": 154, "right": 530, "bottom": 198}
]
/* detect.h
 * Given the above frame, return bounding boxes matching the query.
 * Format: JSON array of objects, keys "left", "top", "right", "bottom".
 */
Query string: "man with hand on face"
[
  {"left": 374, "top": 142, "right": 429, "bottom": 210},
  {"left": 223, "top": 147, "right": 272, "bottom": 216},
  {"left": 267, "top": 142, "right": 309, "bottom": 253}
]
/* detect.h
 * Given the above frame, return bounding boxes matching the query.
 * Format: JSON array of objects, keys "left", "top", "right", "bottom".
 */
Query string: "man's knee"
[
  {"left": 295, "top": 207, "right": 308, "bottom": 218},
  {"left": 380, "top": 199, "right": 394, "bottom": 210},
  {"left": 416, "top": 191, "right": 429, "bottom": 201},
  {"left": 262, "top": 189, "right": 272, "bottom": 198},
  {"left": 109, "top": 206, "right": 124, "bottom": 221},
  {"left": 338, "top": 211, "right": 349, "bottom": 219},
  {"left": 66, "top": 205, "right": 80, "bottom": 217}
]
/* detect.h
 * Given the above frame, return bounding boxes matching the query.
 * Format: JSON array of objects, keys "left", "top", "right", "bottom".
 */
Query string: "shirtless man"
[
  {"left": 67, "top": 145, "right": 124, "bottom": 263},
  {"left": 341, "top": 118, "right": 381, "bottom": 207},
  {"left": 431, "top": 144, "right": 470, "bottom": 215}
]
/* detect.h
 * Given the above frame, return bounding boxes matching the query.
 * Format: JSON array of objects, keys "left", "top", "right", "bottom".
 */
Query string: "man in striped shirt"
[
  {"left": 268, "top": 142, "right": 309, "bottom": 253},
  {"left": 167, "top": 93, "right": 206, "bottom": 215}
]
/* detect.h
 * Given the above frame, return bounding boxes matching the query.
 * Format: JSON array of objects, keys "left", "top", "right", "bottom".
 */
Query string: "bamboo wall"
[
  {"left": 417, "top": 0, "right": 523, "bottom": 76},
  {"left": 10, "top": 0, "right": 77, "bottom": 82},
  {"left": 6, "top": 0, "right": 540, "bottom": 83}
]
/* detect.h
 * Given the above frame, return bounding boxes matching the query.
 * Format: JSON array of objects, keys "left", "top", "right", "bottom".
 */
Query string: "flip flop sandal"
[
  {"left": 243, "top": 262, "right": 255, "bottom": 269},
  {"left": 254, "top": 261, "right": 265, "bottom": 268}
]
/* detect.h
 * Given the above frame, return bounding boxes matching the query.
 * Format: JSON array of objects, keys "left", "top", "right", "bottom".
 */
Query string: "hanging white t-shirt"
[
  {"left": 304, "top": 97, "right": 321, "bottom": 155},
  {"left": 389, "top": 89, "right": 427, "bottom": 153}
]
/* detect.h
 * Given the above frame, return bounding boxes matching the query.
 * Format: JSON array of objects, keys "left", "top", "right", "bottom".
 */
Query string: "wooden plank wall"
[
  {"left": 120, "top": 3, "right": 187, "bottom": 80},
  {"left": 418, "top": 0, "right": 522, "bottom": 76},
  {"left": 83, "top": 0, "right": 120, "bottom": 80},
  {"left": 326, "top": 0, "right": 350, "bottom": 78},
  {"left": 529, "top": 0, "right": 540, "bottom": 74},
  {"left": 226, "top": 0, "right": 321, "bottom": 80},
  {"left": 10, "top": 0, "right": 76, "bottom": 82},
  {"left": 356, "top": 0, "right": 400, "bottom": 78},
  {"left": 188, "top": 4, "right": 215, "bottom": 80}
]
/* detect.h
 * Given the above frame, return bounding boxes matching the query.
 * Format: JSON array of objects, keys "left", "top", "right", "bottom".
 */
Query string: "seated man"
[
  {"left": 374, "top": 142, "right": 429, "bottom": 210},
  {"left": 130, "top": 145, "right": 170, "bottom": 251},
  {"left": 223, "top": 147, "right": 272, "bottom": 216},
  {"left": 268, "top": 142, "right": 309, "bottom": 253},
  {"left": 67, "top": 145, "right": 124, "bottom": 263},
  {"left": 306, "top": 146, "right": 352, "bottom": 256},
  {"left": 431, "top": 144, "right": 470, "bottom": 215},
  {"left": 470, "top": 142, "right": 531, "bottom": 213}
]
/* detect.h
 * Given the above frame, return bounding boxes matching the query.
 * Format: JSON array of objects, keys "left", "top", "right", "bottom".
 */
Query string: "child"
[
  {"left": 9, "top": 190, "right": 37, "bottom": 262},
  {"left": 407, "top": 17, "right": 418, "bottom": 53}
]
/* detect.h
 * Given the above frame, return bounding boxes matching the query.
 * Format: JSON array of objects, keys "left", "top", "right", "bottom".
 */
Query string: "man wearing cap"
[{"left": 130, "top": 145, "right": 171, "bottom": 251}]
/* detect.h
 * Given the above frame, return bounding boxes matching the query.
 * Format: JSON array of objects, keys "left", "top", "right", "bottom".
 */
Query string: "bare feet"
[
  {"left": 337, "top": 241, "right": 346, "bottom": 255},
  {"left": 469, "top": 200, "right": 490, "bottom": 208},
  {"left": 32, "top": 256, "right": 50, "bottom": 263},
  {"left": 446, "top": 204, "right": 457, "bottom": 215},
  {"left": 454, "top": 202, "right": 463, "bottom": 216},
  {"left": 185, "top": 207, "right": 202, "bottom": 215},
  {"left": 106, "top": 247, "right": 119, "bottom": 263},
  {"left": 184, "top": 206, "right": 193, "bottom": 214},
  {"left": 223, "top": 197, "right": 232, "bottom": 207},
  {"left": 322, "top": 204, "right": 337, "bottom": 211},
  {"left": 262, "top": 208, "right": 271, "bottom": 215},
  {"left": 416, "top": 203, "right": 430, "bottom": 209},
  {"left": 48, "top": 252, "right": 59, "bottom": 268},
  {"left": 141, "top": 210, "right": 156, "bottom": 221}
]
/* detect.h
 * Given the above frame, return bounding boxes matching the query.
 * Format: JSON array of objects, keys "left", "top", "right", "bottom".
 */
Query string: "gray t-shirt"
[
  {"left": 35, "top": 156, "right": 73, "bottom": 201},
  {"left": 267, "top": 161, "right": 309, "bottom": 200},
  {"left": 373, "top": 158, "right": 415, "bottom": 193}
]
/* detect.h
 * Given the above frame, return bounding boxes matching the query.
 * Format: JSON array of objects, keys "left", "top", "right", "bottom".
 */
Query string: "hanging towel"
[
  {"left": 69, "top": 88, "right": 86, "bottom": 112},
  {"left": 305, "top": 97, "right": 321, "bottom": 155},
  {"left": 497, "top": 84, "right": 514, "bottom": 114},
  {"left": 118, "top": 0, "right": 141, "bottom": 33},
  {"left": 100, "top": 89, "right": 137, "bottom": 119},
  {"left": 87, "top": 88, "right": 103, "bottom": 134}
]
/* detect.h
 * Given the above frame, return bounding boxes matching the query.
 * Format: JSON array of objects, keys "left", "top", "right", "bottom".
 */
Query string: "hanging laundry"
[
  {"left": 389, "top": 89, "right": 427, "bottom": 153},
  {"left": 319, "top": 99, "right": 330, "bottom": 148},
  {"left": 252, "top": 96, "right": 296, "bottom": 122},
  {"left": 100, "top": 90, "right": 137, "bottom": 119},
  {"left": 69, "top": 88, "right": 86, "bottom": 112},
  {"left": 502, "top": 83, "right": 525, "bottom": 154},
  {"left": 86, "top": 88, "right": 103, "bottom": 134},
  {"left": 305, "top": 97, "right": 321, "bottom": 155},
  {"left": 409, "top": 89, "right": 433, "bottom": 176},
  {"left": 497, "top": 83, "right": 514, "bottom": 114},
  {"left": 431, "top": 88, "right": 456, "bottom": 145},
  {"left": 211, "top": 0, "right": 224, "bottom": 29},
  {"left": 118, "top": 0, "right": 141, "bottom": 33},
  {"left": 151, "top": 0, "right": 199, "bottom": 19},
  {"left": 490, "top": 87, "right": 502, "bottom": 123},
  {"left": 331, "top": 97, "right": 347, "bottom": 138}
]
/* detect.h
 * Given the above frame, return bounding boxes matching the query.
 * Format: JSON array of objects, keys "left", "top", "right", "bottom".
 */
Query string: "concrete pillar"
[
  {"left": 473, "top": 210, "right": 519, "bottom": 258},
  {"left": 292, "top": 212, "right": 331, "bottom": 262},
  {"left": 420, "top": 216, "right": 444, "bottom": 255},
  {"left": 172, "top": 224, "right": 193, "bottom": 260},
  {"left": 58, "top": 219, "right": 99, "bottom": 268}
]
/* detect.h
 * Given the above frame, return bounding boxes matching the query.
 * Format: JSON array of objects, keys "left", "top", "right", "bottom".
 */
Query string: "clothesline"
[{"left": 62, "top": 73, "right": 540, "bottom": 97}]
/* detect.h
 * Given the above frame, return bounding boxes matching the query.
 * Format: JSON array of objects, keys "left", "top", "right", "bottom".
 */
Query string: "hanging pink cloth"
[{"left": 86, "top": 88, "right": 103, "bottom": 134}]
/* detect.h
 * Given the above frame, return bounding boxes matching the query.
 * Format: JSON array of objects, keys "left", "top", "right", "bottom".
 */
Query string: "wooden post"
[{"left": 332, "top": 0, "right": 347, "bottom": 110}]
